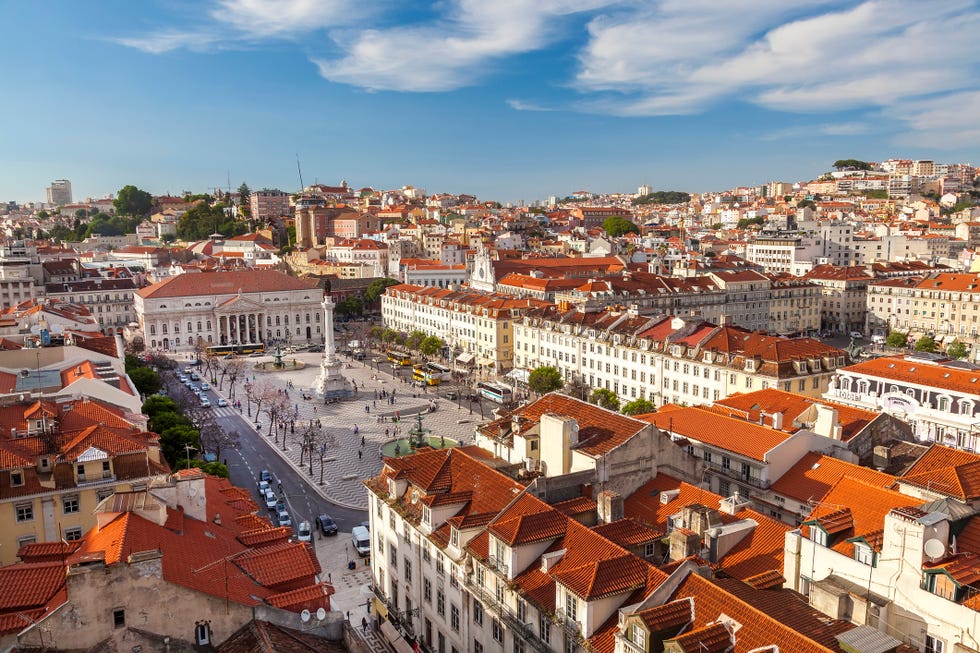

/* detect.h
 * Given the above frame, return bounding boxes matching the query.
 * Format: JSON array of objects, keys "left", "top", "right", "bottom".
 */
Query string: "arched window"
[
  {"left": 151, "top": 339, "right": 157, "bottom": 348},
  {"left": 315, "top": 312, "right": 320, "bottom": 322},
  {"left": 296, "top": 328, "right": 300, "bottom": 335},
  {"left": 162, "top": 324, "right": 168, "bottom": 334},
  {"left": 284, "top": 314, "right": 289, "bottom": 325},
  {"left": 150, "top": 325, "right": 156, "bottom": 336},
  {"left": 295, "top": 314, "right": 300, "bottom": 324},
  {"left": 276, "top": 329, "right": 281, "bottom": 337},
  {"left": 305, "top": 313, "right": 310, "bottom": 323},
  {"left": 187, "top": 322, "right": 192, "bottom": 332},
  {"left": 174, "top": 325, "right": 180, "bottom": 334},
  {"left": 206, "top": 320, "right": 211, "bottom": 330},
  {"left": 275, "top": 315, "right": 281, "bottom": 326},
  {"left": 175, "top": 337, "right": 181, "bottom": 346},
  {"left": 316, "top": 326, "right": 320, "bottom": 334},
  {"left": 197, "top": 321, "right": 202, "bottom": 331},
  {"left": 207, "top": 335, "right": 213, "bottom": 343},
  {"left": 938, "top": 397, "right": 950, "bottom": 411}
]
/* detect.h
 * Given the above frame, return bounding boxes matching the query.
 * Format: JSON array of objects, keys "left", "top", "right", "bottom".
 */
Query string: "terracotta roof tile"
[
  {"left": 842, "top": 356, "right": 980, "bottom": 396},
  {"left": 591, "top": 518, "right": 664, "bottom": 547},
  {"left": 0, "top": 561, "right": 66, "bottom": 612},
  {"left": 638, "top": 406, "right": 792, "bottom": 461},
  {"left": 769, "top": 452, "right": 895, "bottom": 506}
]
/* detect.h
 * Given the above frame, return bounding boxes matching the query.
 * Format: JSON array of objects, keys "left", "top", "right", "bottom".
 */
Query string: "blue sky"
[{"left": 3, "top": 0, "right": 979, "bottom": 205}]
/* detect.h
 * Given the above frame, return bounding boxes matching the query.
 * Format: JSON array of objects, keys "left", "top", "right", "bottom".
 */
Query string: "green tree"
[
  {"left": 420, "top": 336, "right": 443, "bottom": 359},
  {"left": 528, "top": 366, "right": 563, "bottom": 395},
  {"left": 864, "top": 189, "right": 888, "bottom": 199},
  {"left": 622, "top": 398, "right": 656, "bottom": 416},
  {"left": 365, "top": 278, "right": 399, "bottom": 303},
  {"left": 406, "top": 330, "right": 426, "bottom": 352},
  {"left": 142, "top": 395, "right": 180, "bottom": 418},
  {"left": 197, "top": 461, "right": 229, "bottom": 478},
  {"left": 237, "top": 182, "right": 251, "bottom": 217},
  {"left": 161, "top": 233, "right": 177, "bottom": 244},
  {"left": 337, "top": 295, "right": 363, "bottom": 317},
  {"left": 710, "top": 223, "right": 723, "bottom": 230},
  {"left": 736, "top": 217, "right": 765, "bottom": 229},
  {"left": 886, "top": 331, "right": 907, "bottom": 348},
  {"left": 590, "top": 388, "right": 620, "bottom": 411},
  {"left": 114, "top": 185, "right": 154, "bottom": 218},
  {"left": 159, "top": 424, "right": 200, "bottom": 468},
  {"left": 129, "top": 367, "right": 162, "bottom": 397},
  {"left": 833, "top": 159, "right": 873, "bottom": 171},
  {"left": 947, "top": 340, "right": 969, "bottom": 360},
  {"left": 915, "top": 335, "right": 939, "bottom": 353},
  {"left": 632, "top": 191, "right": 691, "bottom": 205},
  {"left": 176, "top": 201, "right": 247, "bottom": 240},
  {"left": 602, "top": 216, "right": 640, "bottom": 237},
  {"left": 381, "top": 328, "right": 399, "bottom": 344}
]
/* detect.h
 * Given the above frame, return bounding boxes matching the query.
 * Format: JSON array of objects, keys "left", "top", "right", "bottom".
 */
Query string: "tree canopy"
[
  {"left": 420, "top": 336, "right": 444, "bottom": 358},
  {"left": 886, "top": 331, "right": 907, "bottom": 348},
  {"left": 947, "top": 340, "right": 969, "bottom": 360},
  {"left": 528, "top": 366, "right": 563, "bottom": 395},
  {"left": 622, "top": 398, "right": 655, "bottom": 416},
  {"left": 736, "top": 216, "right": 765, "bottom": 229},
  {"left": 365, "top": 278, "right": 399, "bottom": 303},
  {"left": 833, "top": 159, "right": 873, "bottom": 171},
  {"left": 602, "top": 216, "right": 640, "bottom": 237},
  {"left": 114, "top": 185, "right": 154, "bottom": 218},
  {"left": 590, "top": 388, "right": 620, "bottom": 411},
  {"left": 176, "top": 201, "right": 248, "bottom": 241},
  {"left": 632, "top": 191, "right": 691, "bottom": 205},
  {"left": 915, "top": 335, "right": 939, "bottom": 353}
]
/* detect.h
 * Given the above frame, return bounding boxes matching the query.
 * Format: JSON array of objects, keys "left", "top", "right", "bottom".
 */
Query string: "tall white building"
[{"left": 45, "top": 179, "right": 72, "bottom": 206}]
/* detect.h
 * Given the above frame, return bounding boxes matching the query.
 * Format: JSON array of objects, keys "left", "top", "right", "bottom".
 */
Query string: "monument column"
[{"left": 313, "top": 294, "right": 350, "bottom": 399}]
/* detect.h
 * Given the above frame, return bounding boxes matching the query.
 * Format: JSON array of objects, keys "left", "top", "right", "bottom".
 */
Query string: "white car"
[
  {"left": 264, "top": 490, "right": 277, "bottom": 509},
  {"left": 216, "top": 398, "right": 228, "bottom": 407},
  {"left": 200, "top": 382, "right": 211, "bottom": 391},
  {"left": 200, "top": 398, "right": 211, "bottom": 408},
  {"left": 296, "top": 521, "right": 312, "bottom": 542},
  {"left": 849, "top": 331, "right": 863, "bottom": 339}
]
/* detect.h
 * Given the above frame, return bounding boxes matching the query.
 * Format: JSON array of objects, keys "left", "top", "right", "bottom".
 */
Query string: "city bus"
[
  {"left": 477, "top": 382, "right": 513, "bottom": 404},
  {"left": 423, "top": 362, "right": 452, "bottom": 381},
  {"left": 412, "top": 365, "right": 441, "bottom": 386},
  {"left": 205, "top": 343, "right": 266, "bottom": 357},
  {"left": 387, "top": 351, "right": 413, "bottom": 366}
]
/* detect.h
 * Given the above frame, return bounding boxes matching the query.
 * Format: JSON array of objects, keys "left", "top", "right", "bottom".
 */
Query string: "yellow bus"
[
  {"left": 206, "top": 343, "right": 266, "bottom": 357},
  {"left": 412, "top": 366, "right": 441, "bottom": 386},
  {"left": 387, "top": 351, "right": 412, "bottom": 366}
]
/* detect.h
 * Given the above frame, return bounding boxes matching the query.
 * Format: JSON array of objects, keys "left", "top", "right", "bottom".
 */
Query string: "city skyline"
[{"left": 3, "top": 0, "right": 979, "bottom": 204}]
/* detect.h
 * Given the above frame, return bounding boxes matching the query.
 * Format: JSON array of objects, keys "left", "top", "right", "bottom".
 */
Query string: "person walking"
[{"left": 361, "top": 617, "right": 368, "bottom": 633}]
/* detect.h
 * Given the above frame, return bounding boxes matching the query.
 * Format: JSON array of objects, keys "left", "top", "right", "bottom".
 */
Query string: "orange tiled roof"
[
  {"left": 769, "top": 452, "right": 895, "bottom": 505},
  {"left": 136, "top": 269, "right": 319, "bottom": 299},
  {"left": 638, "top": 406, "right": 792, "bottom": 461},
  {"left": 841, "top": 356, "right": 980, "bottom": 396},
  {"left": 0, "top": 561, "right": 66, "bottom": 613},
  {"left": 712, "top": 388, "right": 877, "bottom": 440}
]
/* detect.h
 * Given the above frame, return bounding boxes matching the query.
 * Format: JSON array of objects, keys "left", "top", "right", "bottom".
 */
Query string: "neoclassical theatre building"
[{"left": 134, "top": 270, "right": 324, "bottom": 351}]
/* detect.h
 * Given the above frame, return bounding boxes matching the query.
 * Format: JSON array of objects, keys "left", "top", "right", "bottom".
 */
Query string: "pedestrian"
[
  {"left": 373, "top": 400, "right": 377, "bottom": 408},
  {"left": 361, "top": 617, "right": 368, "bottom": 633},
  {"left": 354, "top": 424, "right": 359, "bottom": 435},
  {"left": 385, "top": 428, "right": 389, "bottom": 438},
  {"left": 361, "top": 435, "right": 366, "bottom": 446},
  {"left": 358, "top": 449, "right": 363, "bottom": 459}
]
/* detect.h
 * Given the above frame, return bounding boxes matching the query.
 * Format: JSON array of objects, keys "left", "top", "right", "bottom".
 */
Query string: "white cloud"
[
  {"left": 575, "top": 0, "right": 980, "bottom": 125},
  {"left": 210, "top": 0, "right": 356, "bottom": 37},
  {"left": 506, "top": 99, "right": 556, "bottom": 112},
  {"left": 891, "top": 90, "right": 980, "bottom": 148},
  {"left": 114, "top": 30, "right": 224, "bottom": 54},
  {"left": 312, "top": 0, "right": 616, "bottom": 92}
]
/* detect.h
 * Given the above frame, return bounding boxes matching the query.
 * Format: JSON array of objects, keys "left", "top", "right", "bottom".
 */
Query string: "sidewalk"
[{"left": 211, "top": 351, "right": 484, "bottom": 510}]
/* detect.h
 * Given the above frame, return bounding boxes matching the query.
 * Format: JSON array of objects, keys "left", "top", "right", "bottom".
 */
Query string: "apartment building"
[
  {"left": 248, "top": 188, "right": 290, "bottom": 220},
  {"left": 44, "top": 276, "right": 137, "bottom": 335},
  {"left": 803, "top": 264, "right": 873, "bottom": 335},
  {"left": 887, "top": 272, "right": 980, "bottom": 350},
  {"left": 514, "top": 306, "right": 846, "bottom": 407},
  {"left": 134, "top": 269, "right": 323, "bottom": 351},
  {"left": 45, "top": 179, "right": 72, "bottom": 207},
  {"left": 825, "top": 353, "right": 980, "bottom": 454},
  {"left": 381, "top": 284, "right": 550, "bottom": 373},
  {"left": 746, "top": 235, "right": 822, "bottom": 275},
  {"left": 366, "top": 443, "right": 870, "bottom": 653},
  {"left": 784, "top": 450, "right": 980, "bottom": 653},
  {"left": 0, "top": 397, "right": 169, "bottom": 565},
  {"left": 323, "top": 238, "right": 389, "bottom": 277},
  {"left": 399, "top": 259, "right": 468, "bottom": 289},
  {"left": 865, "top": 276, "right": 923, "bottom": 337}
]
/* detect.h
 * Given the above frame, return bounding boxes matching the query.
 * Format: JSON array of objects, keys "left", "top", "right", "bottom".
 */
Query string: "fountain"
[{"left": 379, "top": 409, "right": 459, "bottom": 458}]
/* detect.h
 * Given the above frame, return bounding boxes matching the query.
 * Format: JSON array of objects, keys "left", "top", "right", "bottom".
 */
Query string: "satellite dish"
[
  {"left": 300, "top": 609, "right": 311, "bottom": 623},
  {"left": 411, "top": 489, "right": 419, "bottom": 504},
  {"left": 316, "top": 608, "right": 327, "bottom": 621},
  {"left": 924, "top": 538, "right": 945, "bottom": 560}
]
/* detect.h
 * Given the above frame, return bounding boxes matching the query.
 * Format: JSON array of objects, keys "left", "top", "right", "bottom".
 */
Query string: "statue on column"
[{"left": 313, "top": 294, "right": 352, "bottom": 399}]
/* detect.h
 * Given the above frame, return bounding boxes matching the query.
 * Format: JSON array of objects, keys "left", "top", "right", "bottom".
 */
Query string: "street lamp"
[{"left": 184, "top": 444, "right": 197, "bottom": 470}]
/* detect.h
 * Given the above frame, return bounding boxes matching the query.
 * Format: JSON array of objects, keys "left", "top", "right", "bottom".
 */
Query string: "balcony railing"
[
  {"left": 701, "top": 461, "right": 768, "bottom": 489},
  {"left": 463, "top": 576, "right": 551, "bottom": 653}
]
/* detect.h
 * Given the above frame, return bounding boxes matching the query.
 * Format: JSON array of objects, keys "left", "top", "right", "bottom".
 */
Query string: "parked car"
[
  {"left": 216, "top": 398, "right": 228, "bottom": 407},
  {"left": 200, "top": 382, "right": 210, "bottom": 391},
  {"left": 296, "top": 521, "right": 312, "bottom": 542},
  {"left": 200, "top": 398, "right": 211, "bottom": 408},
  {"left": 315, "top": 514, "right": 338, "bottom": 536},
  {"left": 190, "top": 372, "right": 200, "bottom": 381},
  {"left": 277, "top": 510, "right": 292, "bottom": 528},
  {"left": 260, "top": 470, "right": 272, "bottom": 483},
  {"left": 849, "top": 331, "right": 863, "bottom": 339},
  {"left": 351, "top": 525, "right": 371, "bottom": 556},
  {"left": 258, "top": 479, "right": 270, "bottom": 494},
  {"left": 264, "top": 490, "right": 277, "bottom": 509}
]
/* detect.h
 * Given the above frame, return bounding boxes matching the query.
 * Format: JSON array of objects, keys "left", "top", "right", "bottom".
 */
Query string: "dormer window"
[
  {"left": 746, "top": 359, "right": 756, "bottom": 371},
  {"left": 10, "top": 470, "right": 23, "bottom": 486},
  {"left": 629, "top": 624, "right": 646, "bottom": 649},
  {"left": 422, "top": 505, "right": 432, "bottom": 525},
  {"left": 565, "top": 591, "right": 578, "bottom": 622},
  {"left": 450, "top": 528, "right": 459, "bottom": 547},
  {"left": 810, "top": 527, "right": 827, "bottom": 546}
]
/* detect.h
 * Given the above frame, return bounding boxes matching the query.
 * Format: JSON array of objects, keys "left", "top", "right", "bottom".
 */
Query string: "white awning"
[
  {"left": 380, "top": 620, "right": 414, "bottom": 653},
  {"left": 454, "top": 352, "right": 475, "bottom": 365},
  {"left": 504, "top": 369, "right": 529, "bottom": 384}
]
